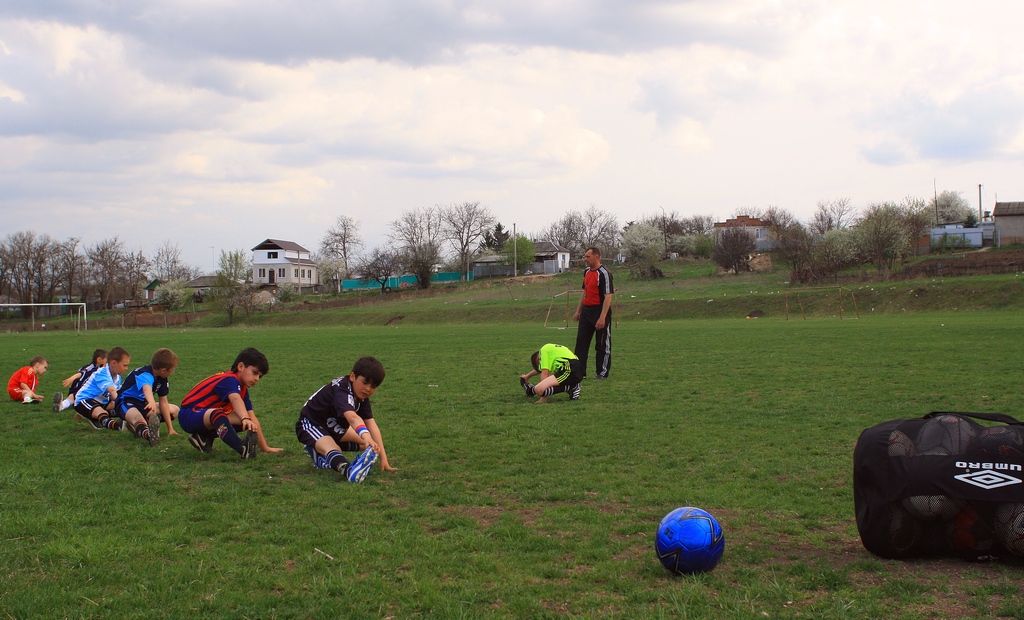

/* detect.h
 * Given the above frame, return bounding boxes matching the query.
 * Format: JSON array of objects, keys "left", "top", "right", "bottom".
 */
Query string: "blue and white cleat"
[{"left": 347, "top": 446, "right": 378, "bottom": 483}]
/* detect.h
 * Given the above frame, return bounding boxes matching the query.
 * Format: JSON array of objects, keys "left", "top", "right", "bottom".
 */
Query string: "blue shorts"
[
  {"left": 115, "top": 398, "right": 147, "bottom": 420},
  {"left": 178, "top": 407, "right": 209, "bottom": 434}
]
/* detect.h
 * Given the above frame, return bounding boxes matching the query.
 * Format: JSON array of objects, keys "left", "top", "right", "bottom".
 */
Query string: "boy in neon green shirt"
[{"left": 519, "top": 343, "right": 582, "bottom": 403}]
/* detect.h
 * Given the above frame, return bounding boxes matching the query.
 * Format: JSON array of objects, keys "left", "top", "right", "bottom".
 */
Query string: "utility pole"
[
  {"left": 978, "top": 184, "right": 983, "bottom": 223},
  {"left": 513, "top": 223, "right": 517, "bottom": 278},
  {"left": 933, "top": 178, "right": 940, "bottom": 225},
  {"left": 660, "top": 206, "right": 669, "bottom": 259}
]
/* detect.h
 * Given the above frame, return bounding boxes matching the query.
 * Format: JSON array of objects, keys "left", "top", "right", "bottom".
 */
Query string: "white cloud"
[{"left": 1, "top": 1, "right": 1023, "bottom": 265}]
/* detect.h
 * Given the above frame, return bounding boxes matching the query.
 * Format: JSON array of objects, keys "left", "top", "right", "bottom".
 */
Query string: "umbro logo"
[{"left": 954, "top": 470, "right": 1023, "bottom": 490}]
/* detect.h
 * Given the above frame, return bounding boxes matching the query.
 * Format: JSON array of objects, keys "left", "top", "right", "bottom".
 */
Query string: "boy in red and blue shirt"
[{"left": 179, "top": 348, "right": 280, "bottom": 459}]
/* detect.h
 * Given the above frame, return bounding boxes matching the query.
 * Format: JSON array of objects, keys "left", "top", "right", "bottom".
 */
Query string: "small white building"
[
  {"left": 929, "top": 223, "right": 983, "bottom": 248},
  {"left": 533, "top": 241, "right": 572, "bottom": 273},
  {"left": 251, "top": 239, "right": 319, "bottom": 291}
]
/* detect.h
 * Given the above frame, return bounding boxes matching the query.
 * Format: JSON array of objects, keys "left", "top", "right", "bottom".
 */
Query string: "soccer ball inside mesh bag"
[
  {"left": 946, "top": 505, "right": 997, "bottom": 557},
  {"left": 993, "top": 503, "right": 1024, "bottom": 557},
  {"left": 975, "top": 425, "right": 1024, "bottom": 458},
  {"left": 655, "top": 507, "right": 725, "bottom": 575},
  {"left": 887, "top": 429, "right": 916, "bottom": 457},
  {"left": 888, "top": 502, "right": 922, "bottom": 554},
  {"left": 901, "top": 494, "right": 964, "bottom": 520},
  {"left": 915, "top": 415, "right": 976, "bottom": 456}
]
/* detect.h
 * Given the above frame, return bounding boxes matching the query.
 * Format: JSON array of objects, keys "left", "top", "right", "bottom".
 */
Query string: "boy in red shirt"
[
  {"left": 7, "top": 357, "right": 48, "bottom": 404},
  {"left": 179, "top": 348, "right": 280, "bottom": 459}
]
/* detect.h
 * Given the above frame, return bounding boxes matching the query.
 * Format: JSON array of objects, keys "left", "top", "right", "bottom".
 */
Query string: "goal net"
[{"left": 0, "top": 303, "right": 89, "bottom": 333}]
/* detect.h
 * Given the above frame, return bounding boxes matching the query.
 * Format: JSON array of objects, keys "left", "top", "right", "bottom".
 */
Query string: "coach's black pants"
[{"left": 575, "top": 305, "right": 611, "bottom": 378}]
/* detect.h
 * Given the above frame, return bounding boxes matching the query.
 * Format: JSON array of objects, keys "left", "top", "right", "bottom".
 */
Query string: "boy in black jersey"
[{"left": 296, "top": 356, "right": 394, "bottom": 483}]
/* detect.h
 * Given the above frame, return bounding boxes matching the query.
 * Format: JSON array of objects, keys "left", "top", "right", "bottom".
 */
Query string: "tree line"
[
  {"left": 0, "top": 234, "right": 200, "bottom": 316},
  {"left": 0, "top": 189, "right": 978, "bottom": 314},
  {"left": 711, "top": 190, "right": 978, "bottom": 282}
]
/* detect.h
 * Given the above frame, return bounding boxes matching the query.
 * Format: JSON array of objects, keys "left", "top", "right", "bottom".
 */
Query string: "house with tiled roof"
[
  {"left": 713, "top": 215, "right": 776, "bottom": 251},
  {"left": 251, "top": 239, "right": 319, "bottom": 291}
]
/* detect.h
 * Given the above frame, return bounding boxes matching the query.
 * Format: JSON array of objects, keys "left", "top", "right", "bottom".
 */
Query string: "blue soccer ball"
[{"left": 655, "top": 506, "right": 725, "bottom": 574}]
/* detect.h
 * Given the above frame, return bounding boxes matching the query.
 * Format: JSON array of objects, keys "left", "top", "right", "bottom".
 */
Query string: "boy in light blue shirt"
[{"left": 73, "top": 347, "right": 129, "bottom": 431}]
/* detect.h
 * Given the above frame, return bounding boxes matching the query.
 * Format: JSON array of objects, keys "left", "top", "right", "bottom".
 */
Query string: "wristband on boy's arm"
[{"left": 355, "top": 425, "right": 369, "bottom": 437}]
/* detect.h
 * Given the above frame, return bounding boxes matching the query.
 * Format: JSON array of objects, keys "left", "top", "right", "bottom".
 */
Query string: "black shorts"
[
  {"left": 558, "top": 359, "right": 584, "bottom": 385},
  {"left": 296, "top": 416, "right": 349, "bottom": 447},
  {"left": 73, "top": 399, "right": 109, "bottom": 417}
]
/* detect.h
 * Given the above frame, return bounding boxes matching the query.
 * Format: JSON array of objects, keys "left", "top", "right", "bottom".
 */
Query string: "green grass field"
[{"left": 4, "top": 274, "right": 1024, "bottom": 617}]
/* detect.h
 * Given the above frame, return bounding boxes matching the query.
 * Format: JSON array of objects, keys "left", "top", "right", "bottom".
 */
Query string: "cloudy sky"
[{"left": 1, "top": 1, "right": 1022, "bottom": 270}]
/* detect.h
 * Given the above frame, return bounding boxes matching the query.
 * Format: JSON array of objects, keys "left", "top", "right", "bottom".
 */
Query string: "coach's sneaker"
[
  {"left": 189, "top": 432, "right": 214, "bottom": 454},
  {"left": 239, "top": 430, "right": 259, "bottom": 460},
  {"left": 569, "top": 383, "right": 581, "bottom": 401},
  {"left": 52, "top": 392, "right": 62, "bottom": 413},
  {"left": 347, "top": 446, "right": 378, "bottom": 483},
  {"left": 146, "top": 412, "right": 161, "bottom": 447},
  {"left": 520, "top": 377, "right": 534, "bottom": 397}
]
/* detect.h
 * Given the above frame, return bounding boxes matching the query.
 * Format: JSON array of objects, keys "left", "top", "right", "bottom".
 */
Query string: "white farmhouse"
[{"left": 251, "top": 239, "right": 319, "bottom": 291}]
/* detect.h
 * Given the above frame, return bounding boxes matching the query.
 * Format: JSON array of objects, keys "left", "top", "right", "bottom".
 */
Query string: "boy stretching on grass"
[
  {"left": 519, "top": 343, "right": 582, "bottom": 403},
  {"left": 7, "top": 356, "right": 48, "bottom": 404},
  {"left": 54, "top": 349, "right": 106, "bottom": 412},
  {"left": 115, "top": 348, "right": 181, "bottom": 447},
  {"left": 296, "top": 356, "right": 394, "bottom": 483},
  {"left": 179, "top": 348, "right": 280, "bottom": 459},
  {"left": 73, "top": 347, "right": 129, "bottom": 430}
]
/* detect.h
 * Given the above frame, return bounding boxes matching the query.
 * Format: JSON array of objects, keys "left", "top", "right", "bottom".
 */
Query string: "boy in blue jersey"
[
  {"left": 54, "top": 349, "right": 106, "bottom": 412},
  {"left": 115, "top": 348, "right": 181, "bottom": 447},
  {"left": 179, "top": 348, "right": 280, "bottom": 459},
  {"left": 520, "top": 343, "right": 583, "bottom": 403},
  {"left": 73, "top": 347, "right": 129, "bottom": 431},
  {"left": 295, "top": 356, "right": 393, "bottom": 483}
]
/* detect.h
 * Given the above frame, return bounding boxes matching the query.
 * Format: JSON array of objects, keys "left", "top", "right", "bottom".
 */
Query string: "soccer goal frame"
[
  {"left": 0, "top": 302, "right": 89, "bottom": 334},
  {"left": 544, "top": 281, "right": 620, "bottom": 329}
]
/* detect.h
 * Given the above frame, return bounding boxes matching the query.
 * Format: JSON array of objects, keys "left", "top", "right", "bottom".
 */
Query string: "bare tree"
[
  {"left": 86, "top": 237, "right": 126, "bottom": 309},
  {"left": 390, "top": 207, "right": 444, "bottom": 289},
  {"left": 122, "top": 248, "right": 151, "bottom": 302},
  {"left": 2, "top": 231, "right": 59, "bottom": 315},
  {"left": 810, "top": 198, "right": 853, "bottom": 235},
  {"left": 441, "top": 201, "right": 494, "bottom": 280},
  {"left": 761, "top": 205, "right": 796, "bottom": 238},
  {"left": 773, "top": 222, "right": 817, "bottom": 283},
  {"left": 540, "top": 205, "right": 619, "bottom": 257},
  {"left": 54, "top": 237, "right": 85, "bottom": 301},
  {"left": 319, "top": 215, "right": 363, "bottom": 275},
  {"left": 579, "top": 205, "right": 620, "bottom": 256},
  {"left": 679, "top": 214, "right": 714, "bottom": 236},
  {"left": 539, "top": 211, "right": 585, "bottom": 256},
  {"left": 152, "top": 241, "right": 195, "bottom": 282},
  {"left": 356, "top": 246, "right": 402, "bottom": 295},
  {"left": 711, "top": 227, "right": 756, "bottom": 274}
]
